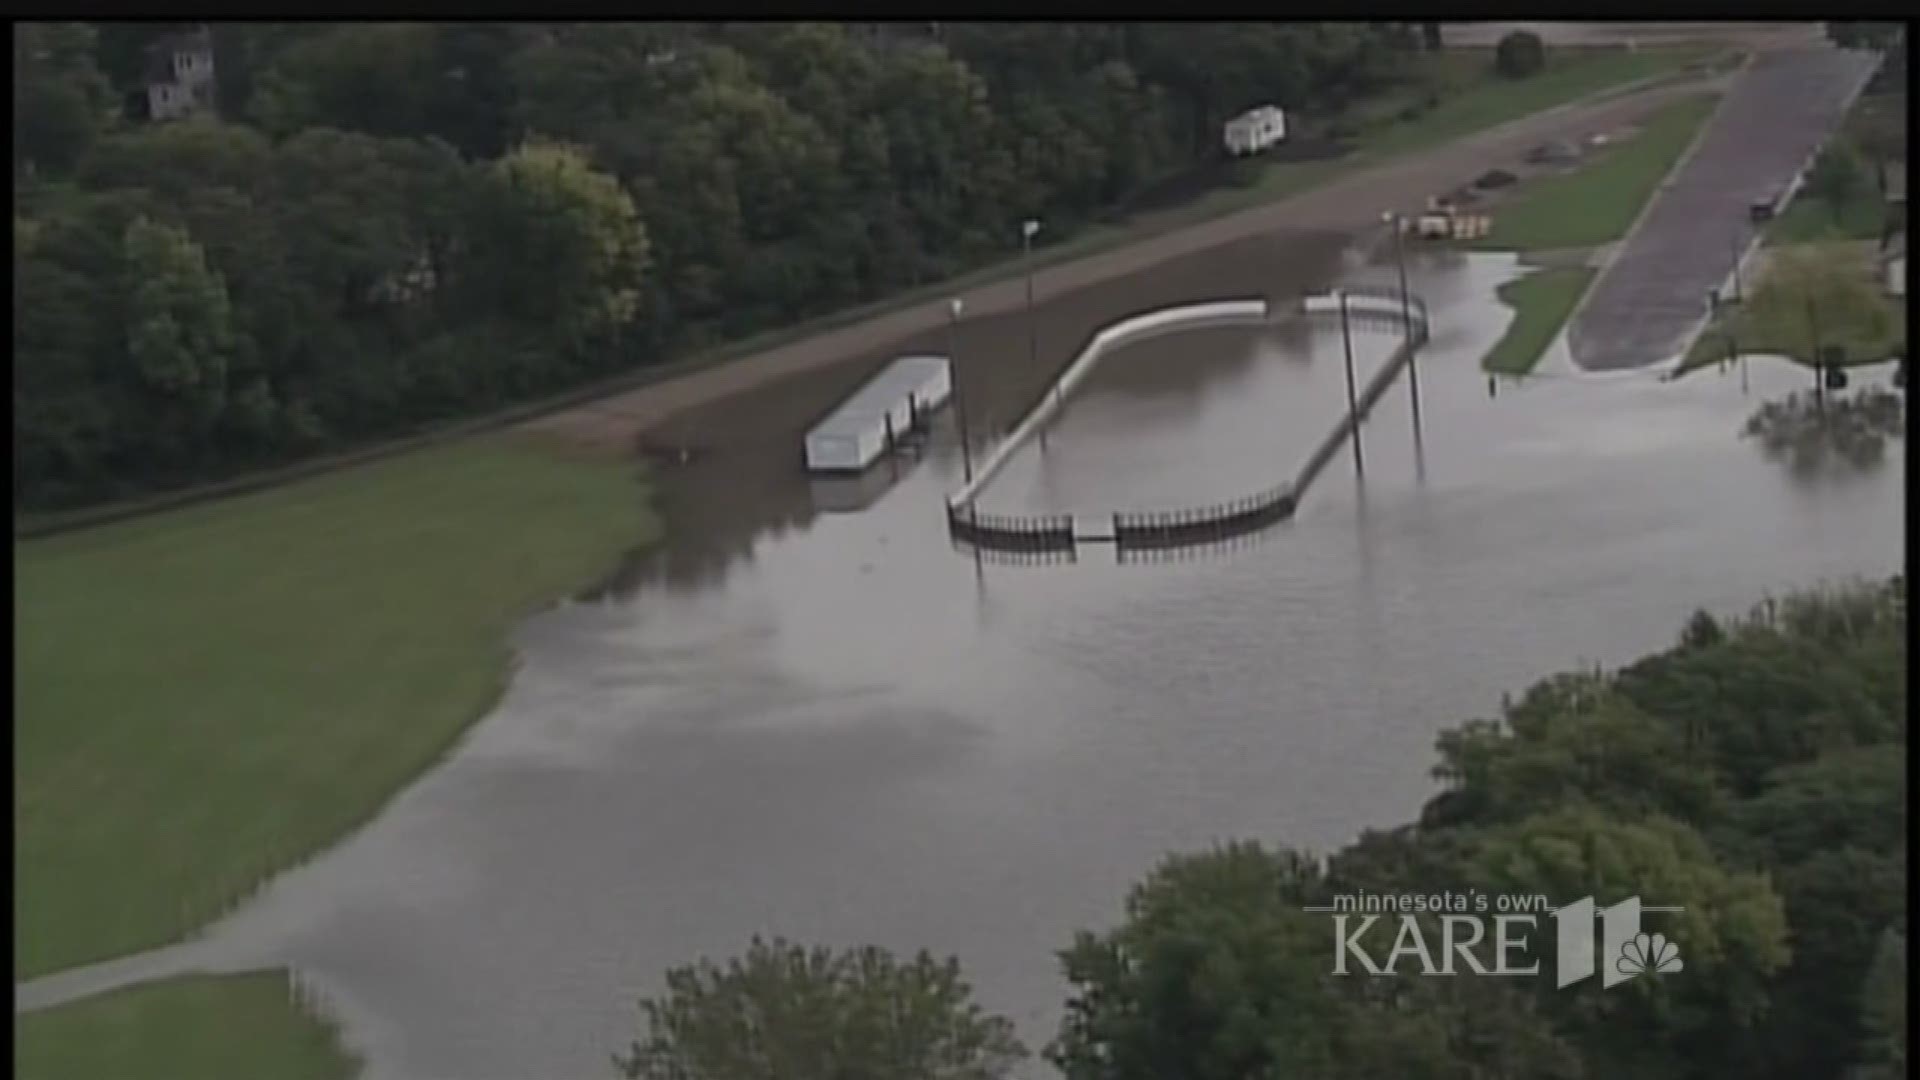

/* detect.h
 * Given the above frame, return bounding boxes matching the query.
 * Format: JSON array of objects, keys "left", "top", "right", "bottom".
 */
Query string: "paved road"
[
  {"left": 1443, "top": 22, "right": 1826, "bottom": 51},
  {"left": 1567, "top": 47, "right": 1880, "bottom": 371}
]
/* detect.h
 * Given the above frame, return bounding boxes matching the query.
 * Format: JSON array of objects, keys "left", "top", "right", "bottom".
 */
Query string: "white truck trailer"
[
  {"left": 1223, "top": 106, "right": 1287, "bottom": 156},
  {"left": 803, "top": 355, "right": 953, "bottom": 473}
]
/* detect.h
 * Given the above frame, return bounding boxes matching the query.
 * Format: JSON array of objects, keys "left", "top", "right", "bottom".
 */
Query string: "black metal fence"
[
  {"left": 1111, "top": 482, "right": 1297, "bottom": 548},
  {"left": 949, "top": 540, "right": 1079, "bottom": 567},
  {"left": 1302, "top": 288, "right": 1431, "bottom": 346},
  {"left": 944, "top": 503, "right": 1075, "bottom": 551}
]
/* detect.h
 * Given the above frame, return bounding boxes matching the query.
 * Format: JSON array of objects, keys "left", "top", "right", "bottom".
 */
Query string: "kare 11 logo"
[{"left": 1308, "top": 891, "right": 1685, "bottom": 988}]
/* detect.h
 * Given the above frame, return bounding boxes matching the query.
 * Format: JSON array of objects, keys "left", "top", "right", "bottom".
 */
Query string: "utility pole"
[
  {"left": 1024, "top": 218, "right": 1049, "bottom": 449},
  {"left": 1339, "top": 291, "right": 1365, "bottom": 475},
  {"left": 1729, "top": 229, "right": 1746, "bottom": 304},
  {"left": 1807, "top": 297, "right": 1825, "bottom": 410},
  {"left": 1383, "top": 211, "right": 1423, "bottom": 433},
  {"left": 949, "top": 298, "right": 974, "bottom": 485}
]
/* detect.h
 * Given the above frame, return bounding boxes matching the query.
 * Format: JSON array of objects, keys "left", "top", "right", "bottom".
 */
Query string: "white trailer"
[
  {"left": 1223, "top": 106, "right": 1287, "bottom": 157},
  {"left": 803, "top": 355, "right": 953, "bottom": 473}
]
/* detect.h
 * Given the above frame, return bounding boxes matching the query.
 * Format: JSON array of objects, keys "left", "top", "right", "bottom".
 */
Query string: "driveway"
[{"left": 1566, "top": 46, "right": 1881, "bottom": 371}]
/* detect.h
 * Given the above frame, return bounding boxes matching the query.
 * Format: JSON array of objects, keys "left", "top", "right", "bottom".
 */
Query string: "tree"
[
  {"left": 248, "top": 23, "right": 442, "bottom": 140},
  {"left": 1052, "top": 841, "right": 1584, "bottom": 1080},
  {"left": 615, "top": 937, "right": 1025, "bottom": 1080},
  {"left": 1495, "top": 31, "right": 1547, "bottom": 79},
  {"left": 1422, "top": 22, "right": 1444, "bottom": 51},
  {"left": 1805, "top": 140, "right": 1871, "bottom": 222},
  {"left": 1745, "top": 243, "right": 1898, "bottom": 368},
  {"left": 1825, "top": 22, "right": 1904, "bottom": 52},
  {"left": 484, "top": 140, "right": 650, "bottom": 341},
  {"left": 120, "top": 215, "right": 243, "bottom": 463},
  {"left": 12, "top": 23, "right": 117, "bottom": 175}
]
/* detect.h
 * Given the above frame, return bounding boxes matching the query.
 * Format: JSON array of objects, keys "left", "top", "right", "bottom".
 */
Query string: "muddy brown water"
[{"left": 18, "top": 237, "right": 1904, "bottom": 1080}]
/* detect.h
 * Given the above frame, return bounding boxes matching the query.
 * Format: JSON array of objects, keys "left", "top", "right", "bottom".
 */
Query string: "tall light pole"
[
  {"left": 1729, "top": 226, "right": 1746, "bottom": 304},
  {"left": 1382, "top": 210, "right": 1422, "bottom": 432},
  {"left": 949, "top": 297, "right": 974, "bottom": 486},
  {"left": 1024, "top": 219, "right": 1048, "bottom": 447},
  {"left": 1338, "top": 290, "right": 1364, "bottom": 475}
]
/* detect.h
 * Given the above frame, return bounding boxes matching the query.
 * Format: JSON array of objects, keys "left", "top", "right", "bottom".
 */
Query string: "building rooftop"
[
  {"left": 809, "top": 355, "right": 949, "bottom": 439},
  {"left": 143, "top": 26, "right": 212, "bottom": 84}
]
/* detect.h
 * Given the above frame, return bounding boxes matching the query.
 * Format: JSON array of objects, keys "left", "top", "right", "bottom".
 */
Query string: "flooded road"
[{"left": 30, "top": 241, "right": 1904, "bottom": 1080}]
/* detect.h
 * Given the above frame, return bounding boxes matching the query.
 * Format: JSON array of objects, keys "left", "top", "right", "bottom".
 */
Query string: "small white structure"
[
  {"left": 804, "top": 355, "right": 952, "bottom": 473},
  {"left": 1223, "top": 106, "right": 1287, "bottom": 157},
  {"left": 143, "top": 27, "right": 217, "bottom": 122}
]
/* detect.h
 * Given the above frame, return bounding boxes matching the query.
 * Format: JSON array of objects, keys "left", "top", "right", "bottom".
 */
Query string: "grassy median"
[
  {"left": 1483, "top": 266, "right": 1598, "bottom": 375},
  {"left": 15, "top": 432, "right": 656, "bottom": 981},
  {"left": 1475, "top": 92, "right": 1720, "bottom": 251},
  {"left": 14, "top": 971, "right": 357, "bottom": 1080}
]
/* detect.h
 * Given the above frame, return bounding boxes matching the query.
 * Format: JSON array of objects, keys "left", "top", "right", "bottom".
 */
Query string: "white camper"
[
  {"left": 803, "top": 355, "right": 953, "bottom": 473},
  {"left": 1223, "top": 106, "right": 1287, "bottom": 157}
]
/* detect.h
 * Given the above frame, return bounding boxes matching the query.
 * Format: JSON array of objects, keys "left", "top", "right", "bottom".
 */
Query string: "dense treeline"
[
  {"left": 13, "top": 21, "right": 1424, "bottom": 510},
  {"left": 622, "top": 580, "right": 1908, "bottom": 1080}
]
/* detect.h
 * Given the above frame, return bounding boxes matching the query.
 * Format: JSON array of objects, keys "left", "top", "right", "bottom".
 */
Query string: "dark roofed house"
[{"left": 142, "top": 27, "right": 217, "bottom": 122}]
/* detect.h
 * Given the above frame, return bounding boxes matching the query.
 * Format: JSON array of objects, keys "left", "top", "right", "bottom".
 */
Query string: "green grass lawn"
[
  {"left": 15, "top": 971, "right": 358, "bottom": 1080},
  {"left": 14, "top": 433, "right": 657, "bottom": 981},
  {"left": 1679, "top": 248, "right": 1907, "bottom": 375},
  {"left": 1474, "top": 93, "right": 1720, "bottom": 251},
  {"left": 1681, "top": 303, "right": 1907, "bottom": 374},
  {"left": 1483, "top": 266, "right": 1597, "bottom": 374},
  {"left": 1765, "top": 185, "right": 1896, "bottom": 245}
]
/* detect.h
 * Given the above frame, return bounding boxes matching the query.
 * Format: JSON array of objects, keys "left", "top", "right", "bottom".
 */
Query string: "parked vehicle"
[{"left": 1222, "top": 106, "right": 1288, "bottom": 157}]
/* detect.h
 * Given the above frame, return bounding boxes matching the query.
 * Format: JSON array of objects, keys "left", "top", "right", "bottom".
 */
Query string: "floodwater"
[{"left": 22, "top": 238, "right": 1904, "bottom": 1080}]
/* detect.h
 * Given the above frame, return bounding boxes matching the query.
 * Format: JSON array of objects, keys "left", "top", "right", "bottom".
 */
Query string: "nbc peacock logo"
[{"left": 1617, "top": 931, "right": 1685, "bottom": 978}]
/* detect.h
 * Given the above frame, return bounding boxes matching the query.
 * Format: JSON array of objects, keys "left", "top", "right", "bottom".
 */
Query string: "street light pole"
[
  {"left": 949, "top": 298, "right": 974, "bottom": 486},
  {"left": 1024, "top": 219, "right": 1048, "bottom": 446},
  {"left": 1730, "top": 228, "right": 1746, "bottom": 304},
  {"left": 1383, "top": 211, "right": 1422, "bottom": 432},
  {"left": 1339, "top": 291, "right": 1364, "bottom": 475}
]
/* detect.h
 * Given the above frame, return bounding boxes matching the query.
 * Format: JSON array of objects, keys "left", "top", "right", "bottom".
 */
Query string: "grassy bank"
[
  {"left": 1473, "top": 92, "right": 1720, "bottom": 251},
  {"left": 1483, "top": 266, "right": 1597, "bottom": 374},
  {"left": 15, "top": 433, "right": 656, "bottom": 980},
  {"left": 15, "top": 972, "right": 357, "bottom": 1080}
]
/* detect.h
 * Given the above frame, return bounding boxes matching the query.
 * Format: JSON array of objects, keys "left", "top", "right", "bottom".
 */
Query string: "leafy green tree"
[
  {"left": 120, "top": 215, "right": 242, "bottom": 464},
  {"left": 1825, "top": 22, "right": 1905, "bottom": 52},
  {"left": 485, "top": 140, "right": 650, "bottom": 341},
  {"left": 615, "top": 937, "right": 1025, "bottom": 1080},
  {"left": 1053, "top": 841, "right": 1584, "bottom": 1080},
  {"left": 1805, "top": 140, "right": 1871, "bottom": 222},
  {"left": 1745, "top": 243, "right": 1899, "bottom": 368},
  {"left": 248, "top": 23, "right": 442, "bottom": 140},
  {"left": 1467, "top": 808, "right": 1791, "bottom": 1075},
  {"left": 1495, "top": 31, "right": 1547, "bottom": 79},
  {"left": 13, "top": 23, "right": 117, "bottom": 175}
]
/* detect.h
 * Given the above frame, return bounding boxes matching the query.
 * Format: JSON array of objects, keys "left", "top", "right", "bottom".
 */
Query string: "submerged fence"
[
  {"left": 946, "top": 287, "right": 1430, "bottom": 558},
  {"left": 1111, "top": 482, "right": 1297, "bottom": 548},
  {"left": 944, "top": 504, "right": 1075, "bottom": 552}
]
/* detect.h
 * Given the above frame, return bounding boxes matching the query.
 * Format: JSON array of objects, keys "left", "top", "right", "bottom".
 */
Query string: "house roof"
[{"left": 143, "top": 26, "right": 212, "bottom": 83}]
